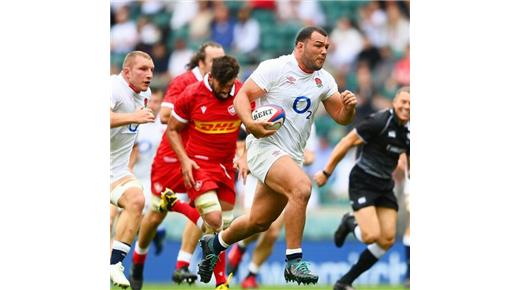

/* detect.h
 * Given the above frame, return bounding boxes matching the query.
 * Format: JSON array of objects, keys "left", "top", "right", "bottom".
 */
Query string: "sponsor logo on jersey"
[
  {"left": 358, "top": 197, "right": 366, "bottom": 204},
  {"left": 314, "top": 77, "right": 323, "bottom": 88},
  {"left": 388, "top": 130, "right": 396, "bottom": 138},
  {"left": 194, "top": 120, "right": 241, "bottom": 134},
  {"left": 286, "top": 75, "right": 296, "bottom": 84},
  {"left": 227, "top": 105, "right": 236, "bottom": 116},
  {"left": 386, "top": 144, "right": 405, "bottom": 154},
  {"left": 201, "top": 106, "right": 207, "bottom": 114}
]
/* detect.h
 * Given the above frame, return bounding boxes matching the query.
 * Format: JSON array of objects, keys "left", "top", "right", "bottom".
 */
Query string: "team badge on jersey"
[
  {"left": 228, "top": 105, "right": 236, "bottom": 116},
  {"left": 194, "top": 180, "right": 202, "bottom": 191},
  {"left": 286, "top": 75, "right": 296, "bottom": 85},
  {"left": 314, "top": 77, "right": 323, "bottom": 88},
  {"left": 201, "top": 106, "right": 207, "bottom": 114}
]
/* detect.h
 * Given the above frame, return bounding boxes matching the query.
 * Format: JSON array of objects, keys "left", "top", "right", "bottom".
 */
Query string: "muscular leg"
[
  {"left": 136, "top": 210, "right": 167, "bottom": 250},
  {"left": 375, "top": 207, "right": 397, "bottom": 250},
  {"left": 353, "top": 206, "right": 381, "bottom": 244},
  {"left": 112, "top": 179, "right": 145, "bottom": 246},
  {"left": 251, "top": 213, "right": 284, "bottom": 267}
]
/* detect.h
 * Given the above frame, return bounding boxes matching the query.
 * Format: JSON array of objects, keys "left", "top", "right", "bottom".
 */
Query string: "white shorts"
[
  {"left": 242, "top": 175, "right": 258, "bottom": 209},
  {"left": 111, "top": 164, "right": 133, "bottom": 184},
  {"left": 246, "top": 139, "right": 290, "bottom": 183}
]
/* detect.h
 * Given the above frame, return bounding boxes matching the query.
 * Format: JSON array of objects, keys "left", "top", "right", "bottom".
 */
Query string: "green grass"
[{"left": 112, "top": 284, "right": 407, "bottom": 290}]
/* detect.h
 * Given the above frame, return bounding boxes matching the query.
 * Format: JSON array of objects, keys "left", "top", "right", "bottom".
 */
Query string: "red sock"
[
  {"left": 176, "top": 260, "right": 190, "bottom": 270},
  {"left": 132, "top": 251, "right": 147, "bottom": 265},
  {"left": 171, "top": 201, "right": 200, "bottom": 225},
  {"left": 214, "top": 252, "right": 227, "bottom": 285}
]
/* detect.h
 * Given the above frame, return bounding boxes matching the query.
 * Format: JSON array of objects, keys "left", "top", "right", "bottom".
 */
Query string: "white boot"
[{"left": 110, "top": 262, "right": 130, "bottom": 288}]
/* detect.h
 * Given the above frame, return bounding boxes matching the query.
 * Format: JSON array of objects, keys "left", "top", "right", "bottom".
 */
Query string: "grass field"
[{"left": 111, "top": 284, "right": 407, "bottom": 290}]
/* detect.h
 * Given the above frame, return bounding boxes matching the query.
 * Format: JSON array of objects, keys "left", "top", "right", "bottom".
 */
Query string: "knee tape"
[
  {"left": 222, "top": 211, "right": 234, "bottom": 229},
  {"left": 150, "top": 195, "right": 163, "bottom": 213},
  {"left": 110, "top": 179, "right": 143, "bottom": 207},
  {"left": 194, "top": 191, "right": 221, "bottom": 215}
]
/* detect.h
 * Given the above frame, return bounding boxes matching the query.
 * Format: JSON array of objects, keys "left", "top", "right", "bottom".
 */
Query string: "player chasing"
[
  {"left": 314, "top": 87, "right": 410, "bottom": 290},
  {"left": 129, "top": 42, "right": 225, "bottom": 290},
  {"left": 110, "top": 51, "right": 155, "bottom": 289},
  {"left": 196, "top": 26, "right": 357, "bottom": 286}
]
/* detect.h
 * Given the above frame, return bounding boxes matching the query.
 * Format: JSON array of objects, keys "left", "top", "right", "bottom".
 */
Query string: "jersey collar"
[
  {"left": 192, "top": 66, "right": 203, "bottom": 81},
  {"left": 203, "top": 74, "right": 236, "bottom": 97}
]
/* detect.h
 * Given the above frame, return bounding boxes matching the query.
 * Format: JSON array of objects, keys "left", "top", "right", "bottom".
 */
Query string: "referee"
[{"left": 314, "top": 87, "right": 410, "bottom": 290}]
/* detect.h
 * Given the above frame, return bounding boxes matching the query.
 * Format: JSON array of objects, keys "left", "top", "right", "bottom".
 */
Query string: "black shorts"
[{"left": 348, "top": 165, "right": 398, "bottom": 211}]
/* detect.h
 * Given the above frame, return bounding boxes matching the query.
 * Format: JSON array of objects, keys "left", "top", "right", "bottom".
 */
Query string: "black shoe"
[
  {"left": 172, "top": 266, "right": 198, "bottom": 285},
  {"left": 129, "top": 264, "right": 144, "bottom": 290},
  {"left": 333, "top": 281, "right": 356, "bottom": 290},
  {"left": 197, "top": 235, "right": 220, "bottom": 283},
  {"left": 334, "top": 212, "right": 356, "bottom": 248},
  {"left": 284, "top": 258, "right": 319, "bottom": 285},
  {"left": 152, "top": 228, "right": 166, "bottom": 256}
]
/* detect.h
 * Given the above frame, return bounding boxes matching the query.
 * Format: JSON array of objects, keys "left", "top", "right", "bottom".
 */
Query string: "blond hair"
[{"left": 122, "top": 51, "right": 152, "bottom": 69}]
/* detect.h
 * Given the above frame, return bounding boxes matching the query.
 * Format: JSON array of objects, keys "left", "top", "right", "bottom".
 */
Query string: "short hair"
[
  {"left": 186, "top": 41, "right": 224, "bottom": 70},
  {"left": 122, "top": 51, "right": 152, "bottom": 68},
  {"left": 396, "top": 86, "right": 410, "bottom": 96},
  {"left": 211, "top": 56, "right": 240, "bottom": 85},
  {"left": 294, "top": 26, "right": 328, "bottom": 46}
]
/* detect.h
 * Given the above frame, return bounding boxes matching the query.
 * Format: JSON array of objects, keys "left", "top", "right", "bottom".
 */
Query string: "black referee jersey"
[{"left": 354, "top": 108, "right": 410, "bottom": 179}]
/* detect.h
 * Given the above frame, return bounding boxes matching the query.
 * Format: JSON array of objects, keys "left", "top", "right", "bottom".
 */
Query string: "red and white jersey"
[
  {"left": 154, "top": 67, "right": 203, "bottom": 164},
  {"left": 172, "top": 75, "right": 243, "bottom": 165}
]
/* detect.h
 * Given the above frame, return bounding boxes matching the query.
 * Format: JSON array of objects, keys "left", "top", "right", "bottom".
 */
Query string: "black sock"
[
  {"left": 110, "top": 242, "right": 131, "bottom": 265},
  {"left": 211, "top": 234, "right": 227, "bottom": 253},
  {"left": 404, "top": 245, "right": 410, "bottom": 280},
  {"left": 286, "top": 252, "right": 302, "bottom": 262},
  {"left": 132, "top": 263, "right": 144, "bottom": 280},
  {"left": 338, "top": 248, "right": 379, "bottom": 285}
]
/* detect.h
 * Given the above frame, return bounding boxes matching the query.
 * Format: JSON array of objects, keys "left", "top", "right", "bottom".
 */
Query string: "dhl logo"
[{"left": 194, "top": 120, "right": 241, "bottom": 134}]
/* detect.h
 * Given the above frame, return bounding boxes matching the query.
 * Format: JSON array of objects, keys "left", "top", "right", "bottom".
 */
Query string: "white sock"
[
  {"left": 285, "top": 248, "right": 302, "bottom": 255},
  {"left": 177, "top": 250, "right": 192, "bottom": 263},
  {"left": 218, "top": 232, "right": 230, "bottom": 248},
  {"left": 238, "top": 240, "right": 247, "bottom": 248},
  {"left": 248, "top": 262, "right": 259, "bottom": 274},
  {"left": 367, "top": 243, "right": 386, "bottom": 258},
  {"left": 403, "top": 234, "right": 410, "bottom": 246},
  {"left": 354, "top": 225, "right": 364, "bottom": 242},
  {"left": 112, "top": 240, "right": 131, "bottom": 254},
  {"left": 135, "top": 242, "right": 149, "bottom": 255}
]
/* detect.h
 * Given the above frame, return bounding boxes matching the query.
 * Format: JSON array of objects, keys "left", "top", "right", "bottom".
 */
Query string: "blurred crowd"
[{"left": 110, "top": 0, "right": 410, "bottom": 206}]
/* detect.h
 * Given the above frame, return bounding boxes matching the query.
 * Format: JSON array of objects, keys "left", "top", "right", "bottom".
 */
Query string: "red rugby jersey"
[
  {"left": 155, "top": 68, "right": 203, "bottom": 163},
  {"left": 172, "top": 77, "right": 243, "bottom": 164}
]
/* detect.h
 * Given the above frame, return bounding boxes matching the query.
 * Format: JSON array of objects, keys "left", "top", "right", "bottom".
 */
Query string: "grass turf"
[{"left": 111, "top": 284, "right": 407, "bottom": 290}]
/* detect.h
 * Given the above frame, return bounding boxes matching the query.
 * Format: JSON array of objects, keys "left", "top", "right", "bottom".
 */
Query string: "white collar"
[
  {"left": 203, "top": 74, "right": 236, "bottom": 96},
  {"left": 192, "top": 66, "right": 203, "bottom": 81}
]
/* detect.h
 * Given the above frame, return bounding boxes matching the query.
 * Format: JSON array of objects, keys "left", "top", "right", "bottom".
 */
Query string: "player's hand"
[
  {"left": 235, "top": 154, "right": 250, "bottom": 185},
  {"left": 313, "top": 171, "right": 329, "bottom": 187},
  {"left": 245, "top": 120, "right": 277, "bottom": 138},
  {"left": 180, "top": 158, "right": 200, "bottom": 189},
  {"left": 340, "top": 90, "right": 357, "bottom": 110},
  {"left": 134, "top": 107, "right": 155, "bottom": 124}
]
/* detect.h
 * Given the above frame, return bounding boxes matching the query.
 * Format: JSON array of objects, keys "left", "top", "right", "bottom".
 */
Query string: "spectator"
[
  {"left": 111, "top": 5, "right": 139, "bottom": 54},
  {"left": 392, "top": 44, "right": 410, "bottom": 86},
  {"left": 359, "top": 1, "right": 388, "bottom": 48},
  {"left": 169, "top": 0, "right": 197, "bottom": 30},
  {"left": 232, "top": 6, "right": 260, "bottom": 54},
  {"left": 210, "top": 3, "right": 235, "bottom": 51},
  {"left": 249, "top": 0, "right": 276, "bottom": 10},
  {"left": 168, "top": 38, "right": 194, "bottom": 78},
  {"left": 328, "top": 17, "right": 364, "bottom": 72},
  {"left": 385, "top": 2, "right": 409, "bottom": 57},
  {"left": 150, "top": 42, "right": 170, "bottom": 86},
  {"left": 189, "top": 0, "right": 214, "bottom": 41},
  {"left": 357, "top": 35, "right": 383, "bottom": 71},
  {"left": 277, "top": 0, "right": 325, "bottom": 26},
  {"left": 135, "top": 16, "right": 161, "bottom": 55},
  {"left": 140, "top": 0, "right": 165, "bottom": 15}
]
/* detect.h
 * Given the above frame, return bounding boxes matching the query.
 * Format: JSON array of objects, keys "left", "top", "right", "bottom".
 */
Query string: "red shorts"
[
  {"left": 188, "top": 159, "right": 236, "bottom": 206},
  {"left": 150, "top": 157, "right": 186, "bottom": 197}
]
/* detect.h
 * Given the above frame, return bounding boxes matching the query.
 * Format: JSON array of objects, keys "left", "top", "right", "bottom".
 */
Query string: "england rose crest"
[{"left": 315, "top": 77, "right": 323, "bottom": 88}]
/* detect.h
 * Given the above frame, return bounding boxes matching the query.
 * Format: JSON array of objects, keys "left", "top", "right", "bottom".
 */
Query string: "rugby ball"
[{"left": 251, "top": 105, "right": 285, "bottom": 130}]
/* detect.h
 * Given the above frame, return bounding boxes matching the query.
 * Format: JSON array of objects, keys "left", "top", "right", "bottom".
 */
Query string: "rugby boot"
[
  {"left": 152, "top": 227, "right": 166, "bottom": 255},
  {"left": 159, "top": 188, "right": 178, "bottom": 213},
  {"left": 241, "top": 275, "right": 259, "bottom": 289},
  {"left": 215, "top": 272, "right": 233, "bottom": 290},
  {"left": 129, "top": 263, "right": 144, "bottom": 290},
  {"left": 334, "top": 212, "right": 356, "bottom": 248},
  {"left": 172, "top": 266, "right": 198, "bottom": 285},
  {"left": 226, "top": 244, "right": 246, "bottom": 275},
  {"left": 198, "top": 235, "right": 220, "bottom": 283},
  {"left": 333, "top": 281, "right": 356, "bottom": 290},
  {"left": 110, "top": 262, "right": 130, "bottom": 289},
  {"left": 284, "top": 258, "right": 319, "bottom": 285}
]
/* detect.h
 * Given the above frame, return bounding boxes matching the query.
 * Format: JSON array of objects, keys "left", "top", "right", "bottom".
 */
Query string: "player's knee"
[
  {"left": 377, "top": 235, "right": 395, "bottom": 250},
  {"left": 126, "top": 192, "right": 145, "bottom": 214},
  {"left": 203, "top": 211, "right": 223, "bottom": 232},
  {"left": 250, "top": 218, "right": 271, "bottom": 233},
  {"left": 148, "top": 211, "right": 166, "bottom": 226},
  {"left": 361, "top": 229, "right": 380, "bottom": 244},
  {"left": 289, "top": 178, "right": 312, "bottom": 204}
]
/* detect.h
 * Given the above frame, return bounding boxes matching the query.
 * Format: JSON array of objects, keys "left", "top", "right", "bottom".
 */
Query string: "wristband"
[{"left": 322, "top": 170, "right": 331, "bottom": 178}]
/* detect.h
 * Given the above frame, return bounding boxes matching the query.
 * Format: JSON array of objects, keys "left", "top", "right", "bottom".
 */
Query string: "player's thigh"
[
  {"left": 264, "top": 156, "right": 311, "bottom": 199},
  {"left": 354, "top": 206, "right": 381, "bottom": 240},
  {"left": 249, "top": 181, "right": 288, "bottom": 229},
  {"left": 376, "top": 207, "right": 398, "bottom": 244},
  {"left": 112, "top": 177, "right": 144, "bottom": 210}
]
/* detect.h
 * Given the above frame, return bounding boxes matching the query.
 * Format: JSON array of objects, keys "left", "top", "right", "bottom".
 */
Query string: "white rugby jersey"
[
  {"left": 110, "top": 73, "right": 151, "bottom": 182},
  {"left": 246, "top": 54, "right": 338, "bottom": 162}
]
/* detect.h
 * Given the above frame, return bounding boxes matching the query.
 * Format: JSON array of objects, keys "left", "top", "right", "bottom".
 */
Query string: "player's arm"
[
  {"left": 110, "top": 107, "right": 155, "bottom": 128},
  {"left": 313, "top": 129, "right": 363, "bottom": 186},
  {"left": 322, "top": 90, "right": 357, "bottom": 125},
  {"left": 233, "top": 79, "right": 277, "bottom": 138},
  {"left": 128, "top": 142, "right": 139, "bottom": 172},
  {"left": 165, "top": 111, "right": 200, "bottom": 188},
  {"left": 159, "top": 106, "right": 173, "bottom": 124}
]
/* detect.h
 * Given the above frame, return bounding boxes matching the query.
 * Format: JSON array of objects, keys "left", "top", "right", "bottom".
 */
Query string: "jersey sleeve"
[
  {"left": 249, "top": 59, "right": 280, "bottom": 92},
  {"left": 172, "top": 89, "right": 192, "bottom": 123},
  {"left": 354, "top": 111, "right": 388, "bottom": 143},
  {"left": 162, "top": 76, "right": 186, "bottom": 109},
  {"left": 320, "top": 70, "right": 339, "bottom": 101}
]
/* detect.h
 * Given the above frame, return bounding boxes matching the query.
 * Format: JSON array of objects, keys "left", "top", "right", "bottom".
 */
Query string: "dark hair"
[
  {"left": 294, "top": 26, "right": 328, "bottom": 46},
  {"left": 396, "top": 86, "right": 410, "bottom": 96},
  {"left": 186, "top": 41, "right": 223, "bottom": 69},
  {"left": 211, "top": 56, "right": 240, "bottom": 85}
]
